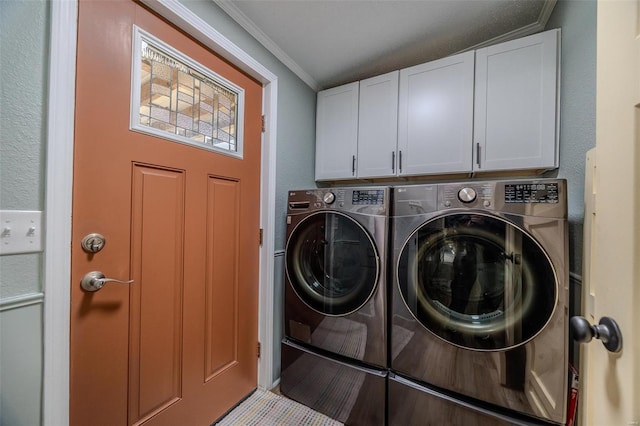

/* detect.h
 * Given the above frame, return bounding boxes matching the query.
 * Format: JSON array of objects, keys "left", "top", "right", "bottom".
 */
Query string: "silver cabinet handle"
[
  {"left": 352, "top": 155, "right": 356, "bottom": 176},
  {"left": 476, "top": 143, "right": 481, "bottom": 168},
  {"left": 81, "top": 271, "right": 134, "bottom": 292},
  {"left": 392, "top": 151, "right": 396, "bottom": 173}
]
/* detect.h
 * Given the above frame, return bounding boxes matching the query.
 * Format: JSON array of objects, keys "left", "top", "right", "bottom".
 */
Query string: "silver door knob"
[
  {"left": 570, "top": 316, "right": 623, "bottom": 353},
  {"left": 81, "top": 271, "right": 134, "bottom": 292}
]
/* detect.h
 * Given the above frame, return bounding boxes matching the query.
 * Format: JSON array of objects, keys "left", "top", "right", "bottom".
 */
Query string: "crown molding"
[
  {"left": 461, "top": 0, "right": 557, "bottom": 52},
  {"left": 214, "top": 0, "right": 319, "bottom": 91},
  {"left": 216, "top": 0, "right": 556, "bottom": 90}
]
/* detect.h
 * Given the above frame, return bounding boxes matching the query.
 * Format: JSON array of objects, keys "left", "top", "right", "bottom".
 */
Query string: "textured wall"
[
  {"left": 0, "top": 0, "right": 49, "bottom": 298},
  {"left": 545, "top": 0, "right": 597, "bottom": 275},
  {"left": 0, "top": 1, "right": 49, "bottom": 424},
  {"left": 0, "top": 0, "right": 48, "bottom": 211}
]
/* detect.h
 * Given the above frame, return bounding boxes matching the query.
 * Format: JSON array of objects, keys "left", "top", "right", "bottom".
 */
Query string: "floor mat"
[{"left": 216, "top": 389, "right": 343, "bottom": 426}]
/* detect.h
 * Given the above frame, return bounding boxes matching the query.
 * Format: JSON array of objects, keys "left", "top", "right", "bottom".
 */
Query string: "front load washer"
[
  {"left": 281, "top": 187, "right": 389, "bottom": 424},
  {"left": 390, "top": 179, "right": 569, "bottom": 425},
  {"left": 283, "top": 187, "right": 389, "bottom": 368}
]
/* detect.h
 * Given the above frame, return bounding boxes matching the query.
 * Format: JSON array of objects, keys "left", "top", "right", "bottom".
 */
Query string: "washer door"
[
  {"left": 286, "top": 211, "right": 379, "bottom": 315},
  {"left": 397, "top": 213, "right": 557, "bottom": 351}
]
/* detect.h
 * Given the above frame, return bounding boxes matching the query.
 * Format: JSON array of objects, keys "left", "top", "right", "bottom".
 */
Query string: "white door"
[{"left": 580, "top": 1, "right": 640, "bottom": 424}]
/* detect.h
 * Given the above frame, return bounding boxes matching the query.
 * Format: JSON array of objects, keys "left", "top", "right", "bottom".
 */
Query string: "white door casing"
[
  {"left": 43, "top": 1, "right": 278, "bottom": 424},
  {"left": 580, "top": 1, "right": 640, "bottom": 424}
]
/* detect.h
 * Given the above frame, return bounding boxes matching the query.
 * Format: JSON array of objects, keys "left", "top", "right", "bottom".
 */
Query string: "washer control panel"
[
  {"left": 287, "top": 187, "right": 388, "bottom": 214},
  {"left": 352, "top": 189, "right": 386, "bottom": 205},
  {"left": 457, "top": 187, "right": 477, "bottom": 203},
  {"left": 323, "top": 192, "right": 336, "bottom": 204}
]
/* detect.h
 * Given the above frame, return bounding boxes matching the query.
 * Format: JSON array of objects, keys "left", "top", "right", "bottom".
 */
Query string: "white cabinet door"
[
  {"left": 315, "top": 82, "right": 359, "bottom": 180},
  {"left": 474, "top": 29, "right": 559, "bottom": 171},
  {"left": 398, "top": 51, "right": 475, "bottom": 176},
  {"left": 357, "top": 71, "right": 399, "bottom": 179}
]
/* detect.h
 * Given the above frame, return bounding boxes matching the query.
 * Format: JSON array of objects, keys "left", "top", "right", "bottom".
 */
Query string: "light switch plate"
[{"left": 0, "top": 210, "right": 44, "bottom": 255}]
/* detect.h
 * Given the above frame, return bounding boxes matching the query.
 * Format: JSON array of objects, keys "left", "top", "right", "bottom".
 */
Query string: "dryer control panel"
[{"left": 504, "top": 183, "right": 559, "bottom": 204}]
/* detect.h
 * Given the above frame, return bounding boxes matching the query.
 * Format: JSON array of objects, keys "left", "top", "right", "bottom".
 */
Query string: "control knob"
[
  {"left": 323, "top": 192, "right": 336, "bottom": 204},
  {"left": 458, "top": 187, "right": 477, "bottom": 203}
]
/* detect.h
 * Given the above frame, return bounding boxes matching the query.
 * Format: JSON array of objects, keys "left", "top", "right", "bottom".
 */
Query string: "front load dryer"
[{"left": 389, "top": 179, "right": 569, "bottom": 425}]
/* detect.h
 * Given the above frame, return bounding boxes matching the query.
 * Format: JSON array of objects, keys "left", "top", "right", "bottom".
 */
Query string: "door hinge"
[
  {"left": 259, "top": 228, "right": 263, "bottom": 246},
  {"left": 257, "top": 342, "right": 261, "bottom": 358},
  {"left": 261, "top": 115, "right": 266, "bottom": 133}
]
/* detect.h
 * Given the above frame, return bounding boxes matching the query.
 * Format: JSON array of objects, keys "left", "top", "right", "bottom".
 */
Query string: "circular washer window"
[
  {"left": 397, "top": 213, "right": 557, "bottom": 351},
  {"left": 286, "top": 211, "right": 379, "bottom": 316}
]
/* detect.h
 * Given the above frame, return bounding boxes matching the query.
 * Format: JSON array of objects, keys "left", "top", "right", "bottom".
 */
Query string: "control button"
[
  {"left": 484, "top": 200, "right": 491, "bottom": 208},
  {"left": 444, "top": 201, "right": 452, "bottom": 207},
  {"left": 323, "top": 192, "right": 336, "bottom": 204},
  {"left": 458, "top": 187, "right": 477, "bottom": 203}
]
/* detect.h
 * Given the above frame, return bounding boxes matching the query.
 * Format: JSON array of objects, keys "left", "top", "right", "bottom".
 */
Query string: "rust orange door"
[{"left": 70, "top": 1, "right": 262, "bottom": 424}]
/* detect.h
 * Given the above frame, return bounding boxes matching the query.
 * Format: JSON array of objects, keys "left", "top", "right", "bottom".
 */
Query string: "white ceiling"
[{"left": 215, "top": 0, "right": 557, "bottom": 91}]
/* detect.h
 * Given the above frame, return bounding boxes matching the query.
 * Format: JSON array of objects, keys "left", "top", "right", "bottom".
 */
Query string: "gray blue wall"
[
  {"left": 0, "top": 1, "right": 48, "bottom": 298},
  {"left": 545, "top": 0, "right": 597, "bottom": 276},
  {"left": 0, "top": 1, "right": 49, "bottom": 425}
]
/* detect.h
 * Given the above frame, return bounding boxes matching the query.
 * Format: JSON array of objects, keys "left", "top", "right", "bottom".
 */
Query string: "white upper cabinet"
[
  {"left": 474, "top": 29, "right": 560, "bottom": 171},
  {"left": 398, "top": 51, "right": 475, "bottom": 176},
  {"left": 314, "top": 29, "right": 560, "bottom": 181},
  {"left": 315, "top": 82, "right": 359, "bottom": 180},
  {"left": 357, "top": 71, "right": 399, "bottom": 179}
]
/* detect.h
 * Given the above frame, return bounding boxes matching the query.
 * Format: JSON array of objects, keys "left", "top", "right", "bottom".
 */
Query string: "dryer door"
[
  {"left": 397, "top": 212, "right": 557, "bottom": 351},
  {"left": 286, "top": 211, "right": 379, "bottom": 315}
]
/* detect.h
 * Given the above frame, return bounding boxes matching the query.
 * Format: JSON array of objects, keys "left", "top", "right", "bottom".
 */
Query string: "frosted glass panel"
[{"left": 133, "top": 28, "right": 243, "bottom": 155}]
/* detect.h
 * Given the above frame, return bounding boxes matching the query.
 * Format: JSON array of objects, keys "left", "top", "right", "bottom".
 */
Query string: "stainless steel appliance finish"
[
  {"left": 390, "top": 179, "right": 569, "bottom": 424},
  {"left": 284, "top": 187, "right": 389, "bottom": 368},
  {"left": 388, "top": 373, "right": 551, "bottom": 426},
  {"left": 281, "top": 338, "right": 386, "bottom": 425}
]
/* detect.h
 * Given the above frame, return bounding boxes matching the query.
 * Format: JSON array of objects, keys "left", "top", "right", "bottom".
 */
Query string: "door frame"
[{"left": 43, "top": 1, "right": 278, "bottom": 424}]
